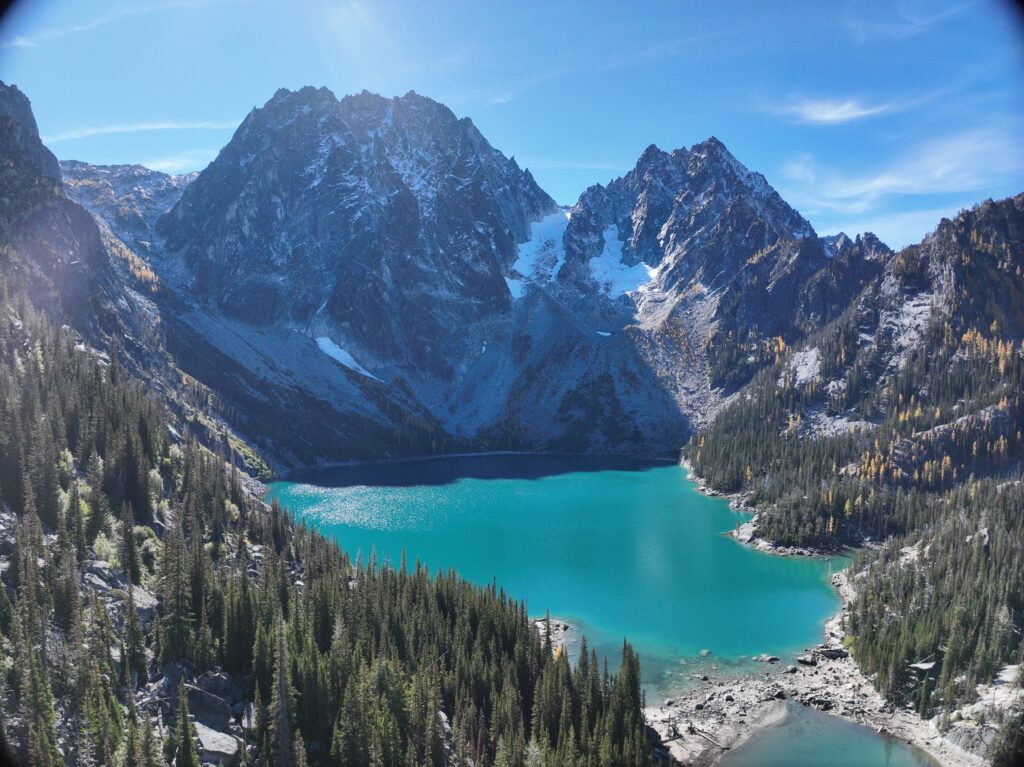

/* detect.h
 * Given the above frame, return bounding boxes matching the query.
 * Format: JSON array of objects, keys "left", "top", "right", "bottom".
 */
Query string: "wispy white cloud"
[
  {"left": 43, "top": 120, "right": 239, "bottom": 143},
  {"left": 781, "top": 128, "right": 1023, "bottom": 216},
  {"left": 767, "top": 60, "right": 1012, "bottom": 129},
  {"left": 1, "top": 0, "right": 246, "bottom": 49},
  {"left": 2, "top": 11, "right": 112, "bottom": 48},
  {"left": 776, "top": 97, "right": 890, "bottom": 124},
  {"left": 486, "top": 93, "right": 516, "bottom": 106},
  {"left": 842, "top": 1, "right": 972, "bottom": 43},
  {"left": 139, "top": 149, "right": 218, "bottom": 174},
  {"left": 474, "top": 28, "right": 740, "bottom": 107},
  {"left": 632, "top": 27, "right": 748, "bottom": 61}
]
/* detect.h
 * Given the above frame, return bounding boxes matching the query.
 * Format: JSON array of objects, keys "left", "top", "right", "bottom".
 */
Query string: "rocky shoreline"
[
  {"left": 649, "top": 459, "right": 997, "bottom": 766},
  {"left": 645, "top": 569, "right": 987, "bottom": 767},
  {"left": 679, "top": 457, "right": 835, "bottom": 558}
]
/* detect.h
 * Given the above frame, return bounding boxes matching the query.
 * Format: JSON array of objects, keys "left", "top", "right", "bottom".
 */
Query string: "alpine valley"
[{"left": 0, "top": 79, "right": 1021, "bottom": 767}]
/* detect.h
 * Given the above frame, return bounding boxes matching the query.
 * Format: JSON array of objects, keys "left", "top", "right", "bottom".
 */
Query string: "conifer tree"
[
  {"left": 159, "top": 515, "right": 193, "bottom": 665},
  {"left": 120, "top": 502, "right": 142, "bottom": 584},
  {"left": 174, "top": 679, "right": 200, "bottom": 767},
  {"left": 268, "top": 618, "right": 295, "bottom": 767}
]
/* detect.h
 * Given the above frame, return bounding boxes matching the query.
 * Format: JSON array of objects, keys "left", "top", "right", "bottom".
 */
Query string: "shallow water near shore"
[
  {"left": 267, "top": 454, "right": 845, "bottom": 697},
  {"left": 719, "top": 702, "right": 942, "bottom": 767}
]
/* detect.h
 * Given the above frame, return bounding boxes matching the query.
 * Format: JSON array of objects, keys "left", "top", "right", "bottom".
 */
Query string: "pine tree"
[
  {"left": 85, "top": 452, "right": 107, "bottom": 546},
  {"left": 174, "top": 679, "right": 200, "bottom": 767},
  {"left": 268, "top": 618, "right": 295, "bottom": 767},
  {"left": 292, "top": 729, "right": 308, "bottom": 767},
  {"left": 159, "top": 515, "right": 193, "bottom": 665},
  {"left": 120, "top": 502, "right": 142, "bottom": 584},
  {"left": 139, "top": 710, "right": 163, "bottom": 767},
  {"left": 68, "top": 479, "right": 87, "bottom": 563},
  {"left": 124, "top": 583, "right": 147, "bottom": 689}
]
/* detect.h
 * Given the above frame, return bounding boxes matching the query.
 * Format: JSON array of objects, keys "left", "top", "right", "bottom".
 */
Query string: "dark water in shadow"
[{"left": 284, "top": 452, "right": 671, "bottom": 487}]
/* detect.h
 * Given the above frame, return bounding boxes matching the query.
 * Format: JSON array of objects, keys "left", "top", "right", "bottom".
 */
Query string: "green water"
[
  {"left": 720, "top": 703, "right": 941, "bottom": 767},
  {"left": 267, "top": 454, "right": 844, "bottom": 695}
]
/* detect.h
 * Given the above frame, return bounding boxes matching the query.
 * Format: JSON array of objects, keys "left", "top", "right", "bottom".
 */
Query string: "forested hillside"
[
  {"left": 684, "top": 196, "right": 1024, "bottom": 760},
  {"left": 0, "top": 278, "right": 652, "bottom": 767}
]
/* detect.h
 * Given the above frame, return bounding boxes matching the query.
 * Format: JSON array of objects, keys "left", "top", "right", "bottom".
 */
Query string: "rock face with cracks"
[{"left": 65, "top": 86, "right": 905, "bottom": 468}]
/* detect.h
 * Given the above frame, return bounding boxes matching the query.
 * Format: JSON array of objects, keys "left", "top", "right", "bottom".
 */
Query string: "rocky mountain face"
[
  {"left": 538, "top": 138, "right": 890, "bottom": 416},
  {"left": 57, "top": 86, "right": 896, "bottom": 466},
  {"left": 0, "top": 82, "right": 274, "bottom": 476},
  {"left": 61, "top": 160, "right": 195, "bottom": 251},
  {"left": 157, "top": 87, "right": 555, "bottom": 370},
  {"left": 803, "top": 194, "right": 1024, "bottom": 404},
  {"left": 561, "top": 139, "right": 814, "bottom": 290},
  {"left": 25, "top": 82, "right": 1010, "bottom": 470},
  {"left": 0, "top": 82, "right": 60, "bottom": 181},
  {"left": 0, "top": 84, "right": 106, "bottom": 323}
]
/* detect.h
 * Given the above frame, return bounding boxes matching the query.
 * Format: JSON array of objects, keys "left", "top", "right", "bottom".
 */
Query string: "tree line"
[{"left": 0, "top": 279, "right": 653, "bottom": 767}]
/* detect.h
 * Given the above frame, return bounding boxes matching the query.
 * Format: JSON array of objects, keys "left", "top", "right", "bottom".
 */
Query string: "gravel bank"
[{"left": 646, "top": 570, "right": 987, "bottom": 767}]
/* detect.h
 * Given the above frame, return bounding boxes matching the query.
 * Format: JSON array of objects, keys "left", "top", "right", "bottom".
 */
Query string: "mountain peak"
[
  {"left": 267, "top": 84, "right": 337, "bottom": 106},
  {"left": 639, "top": 143, "right": 665, "bottom": 161},
  {"left": 857, "top": 232, "right": 890, "bottom": 258},
  {"left": 689, "top": 135, "right": 743, "bottom": 168},
  {"left": 400, "top": 89, "right": 430, "bottom": 102},
  {"left": 693, "top": 135, "right": 728, "bottom": 151},
  {"left": 688, "top": 135, "right": 740, "bottom": 166},
  {"left": 0, "top": 80, "right": 61, "bottom": 182},
  {"left": 158, "top": 84, "right": 556, "bottom": 341}
]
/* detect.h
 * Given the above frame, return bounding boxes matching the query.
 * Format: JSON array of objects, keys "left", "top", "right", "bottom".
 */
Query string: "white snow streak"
[
  {"left": 507, "top": 209, "right": 570, "bottom": 298},
  {"left": 315, "top": 337, "right": 381, "bottom": 382},
  {"left": 588, "top": 225, "right": 655, "bottom": 297}
]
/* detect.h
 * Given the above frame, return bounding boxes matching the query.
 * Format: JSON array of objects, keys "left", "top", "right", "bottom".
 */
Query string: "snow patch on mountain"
[
  {"left": 507, "top": 209, "right": 570, "bottom": 297},
  {"left": 588, "top": 225, "right": 656, "bottom": 297},
  {"left": 315, "top": 337, "right": 381, "bottom": 381},
  {"left": 821, "top": 233, "right": 850, "bottom": 258}
]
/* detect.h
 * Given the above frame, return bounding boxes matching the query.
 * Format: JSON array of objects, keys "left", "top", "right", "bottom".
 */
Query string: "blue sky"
[{"left": 1, "top": 0, "right": 1022, "bottom": 247}]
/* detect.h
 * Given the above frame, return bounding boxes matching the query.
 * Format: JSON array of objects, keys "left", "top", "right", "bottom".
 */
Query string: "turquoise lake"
[
  {"left": 720, "top": 703, "right": 940, "bottom": 767},
  {"left": 266, "top": 453, "right": 845, "bottom": 696}
]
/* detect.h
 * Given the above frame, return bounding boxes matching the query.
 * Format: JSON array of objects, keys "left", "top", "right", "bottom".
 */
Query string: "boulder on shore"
[
  {"left": 186, "top": 684, "right": 233, "bottom": 730},
  {"left": 817, "top": 647, "right": 849, "bottom": 660},
  {"left": 193, "top": 720, "right": 241, "bottom": 766}
]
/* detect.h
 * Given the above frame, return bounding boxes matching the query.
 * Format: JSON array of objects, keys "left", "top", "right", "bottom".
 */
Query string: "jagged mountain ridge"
[
  {"left": 23, "top": 82, "right": 998, "bottom": 470},
  {"left": 0, "top": 83, "right": 279, "bottom": 475},
  {"left": 0, "top": 82, "right": 123, "bottom": 336},
  {"left": 63, "top": 85, "right": 901, "bottom": 466},
  {"left": 157, "top": 87, "right": 556, "bottom": 374},
  {"left": 562, "top": 139, "right": 814, "bottom": 289},
  {"left": 145, "top": 87, "right": 856, "bottom": 463},
  {"left": 61, "top": 160, "right": 195, "bottom": 251}
]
